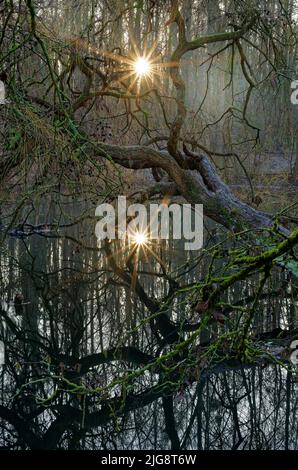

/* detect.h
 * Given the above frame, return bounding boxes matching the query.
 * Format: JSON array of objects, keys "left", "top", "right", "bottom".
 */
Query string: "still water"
[{"left": 0, "top": 194, "right": 297, "bottom": 450}]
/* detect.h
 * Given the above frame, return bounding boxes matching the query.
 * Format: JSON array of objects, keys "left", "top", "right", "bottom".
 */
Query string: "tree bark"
[{"left": 91, "top": 141, "right": 279, "bottom": 232}]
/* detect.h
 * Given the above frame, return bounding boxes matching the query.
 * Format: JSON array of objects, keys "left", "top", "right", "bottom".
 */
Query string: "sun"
[
  {"left": 134, "top": 57, "right": 150, "bottom": 76},
  {"left": 133, "top": 231, "right": 148, "bottom": 246},
  {"left": 134, "top": 57, "right": 151, "bottom": 77}
]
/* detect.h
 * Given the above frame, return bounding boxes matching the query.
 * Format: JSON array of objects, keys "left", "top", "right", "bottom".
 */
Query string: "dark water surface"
[{"left": 0, "top": 195, "right": 297, "bottom": 450}]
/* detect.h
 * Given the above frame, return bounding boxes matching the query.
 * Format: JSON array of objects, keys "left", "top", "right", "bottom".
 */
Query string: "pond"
[{"left": 0, "top": 192, "right": 297, "bottom": 450}]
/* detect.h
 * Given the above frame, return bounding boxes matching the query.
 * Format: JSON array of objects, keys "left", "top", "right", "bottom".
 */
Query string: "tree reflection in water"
[{"left": 0, "top": 201, "right": 297, "bottom": 450}]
